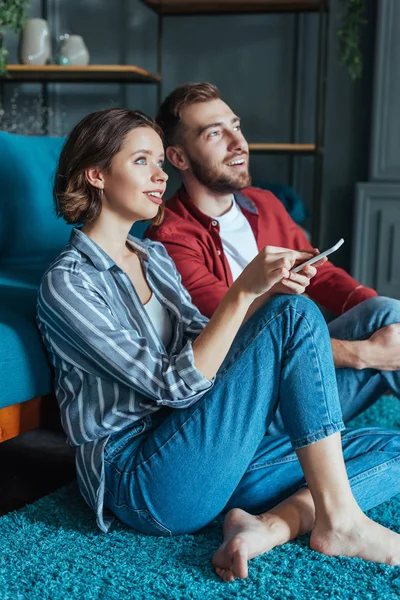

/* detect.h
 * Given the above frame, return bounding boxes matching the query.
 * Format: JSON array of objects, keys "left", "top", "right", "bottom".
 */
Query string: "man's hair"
[
  {"left": 54, "top": 107, "right": 164, "bottom": 226},
  {"left": 156, "top": 82, "right": 220, "bottom": 148}
]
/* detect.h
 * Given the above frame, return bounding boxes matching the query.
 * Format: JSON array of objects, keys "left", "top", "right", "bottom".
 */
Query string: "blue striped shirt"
[{"left": 37, "top": 228, "right": 212, "bottom": 532}]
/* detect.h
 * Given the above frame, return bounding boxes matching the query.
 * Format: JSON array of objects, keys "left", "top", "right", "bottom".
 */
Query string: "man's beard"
[{"left": 187, "top": 153, "right": 251, "bottom": 193}]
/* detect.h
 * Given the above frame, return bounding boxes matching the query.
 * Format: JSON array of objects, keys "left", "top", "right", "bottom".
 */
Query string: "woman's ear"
[
  {"left": 166, "top": 146, "right": 189, "bottom": 172},
  {"left": 85, "top": 167, "right": 105, "bottom": 190}
]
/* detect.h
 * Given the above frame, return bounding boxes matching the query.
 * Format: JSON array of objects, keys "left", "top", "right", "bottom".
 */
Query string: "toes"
[
  {"left": 233, "top": 546, "right": 249, "bottom": 579},
  {"left": 223, "top": 569, "right": 236, "bottom": 583}
]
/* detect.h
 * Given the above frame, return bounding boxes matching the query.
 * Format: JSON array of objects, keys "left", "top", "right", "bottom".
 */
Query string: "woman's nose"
[{"left": 153, "top": 166, "right": 168, "bottom": 182}]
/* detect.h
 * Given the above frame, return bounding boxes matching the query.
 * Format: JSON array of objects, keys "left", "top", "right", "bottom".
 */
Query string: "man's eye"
[
  {"left": 209, "top": 130, "right": 219, "bottom": 138},
  {"left": 234, "top": 125, "right": 241, "bottom": 131}
]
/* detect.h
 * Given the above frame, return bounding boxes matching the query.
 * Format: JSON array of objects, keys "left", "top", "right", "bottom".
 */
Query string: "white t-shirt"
[
  {"left": 144, "top": 292, "right": 173, "bottom": 348},
  {"left": 213, "top": 198, "right": 259, "bottom": 281}
]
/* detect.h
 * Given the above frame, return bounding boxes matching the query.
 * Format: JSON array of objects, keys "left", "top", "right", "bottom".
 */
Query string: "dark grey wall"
[
  {"left": 2, "top": 0, "right": 376, "bottom": 271},
  {"left": 351, "top": 0, "right": 400, "bottom": 300}
]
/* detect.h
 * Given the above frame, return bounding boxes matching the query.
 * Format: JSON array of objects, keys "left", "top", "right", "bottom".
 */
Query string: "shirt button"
[
  {"left": 211, "top": 220, "right": 218, "bottom": 227},
  {"left": 217, "top": 250, "right": 221, "bottom": 255}
]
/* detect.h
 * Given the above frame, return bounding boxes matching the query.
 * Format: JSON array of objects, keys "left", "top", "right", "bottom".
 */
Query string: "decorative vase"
[
  {"left": 58, "top": 35, "right": 89, "bottom": 66},
  {"left": 19, "top": 18, "right": 52, "bottom": 66}
]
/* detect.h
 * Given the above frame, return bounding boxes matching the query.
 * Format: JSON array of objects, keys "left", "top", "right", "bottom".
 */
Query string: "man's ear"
[
  {"left": 85, "top": 167, "right": 105, "bottom": 190},
  {"left": 166, "top": 146, "right": 189, "bottom": 172}
]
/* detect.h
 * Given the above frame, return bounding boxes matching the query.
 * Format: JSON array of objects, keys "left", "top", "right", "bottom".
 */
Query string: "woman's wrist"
[{"left": 227, "top": 282, "right": 257, "bottom": 311}]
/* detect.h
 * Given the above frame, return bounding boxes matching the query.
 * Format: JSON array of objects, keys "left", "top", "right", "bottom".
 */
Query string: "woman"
[{"left": 37, "top": 108, "right": 400, "bottom": 583}]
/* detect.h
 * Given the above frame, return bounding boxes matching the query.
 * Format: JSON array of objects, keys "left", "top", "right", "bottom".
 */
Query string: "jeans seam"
[
  {"left": 291, "top": 422, "right": 345, "bottom": 449},
  {"left": 343, "top": 428, "right": 400, "bottom": 441},
  {"left": 247, "top": 454, "right": 299, "bottom": 471},
  {"left": 294, "top": 307, "right": 339, "bottom": 431},
  {"left": 348, "top": 455, "right": 400, "bottom": 486}
]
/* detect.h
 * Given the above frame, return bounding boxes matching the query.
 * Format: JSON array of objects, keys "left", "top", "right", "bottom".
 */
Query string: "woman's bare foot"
[
  {"left": 311, "top": 512, "right": 400, "bottom": 566},
  {"left": 211, "top": 508, "right": 290, "bottom": 582}
]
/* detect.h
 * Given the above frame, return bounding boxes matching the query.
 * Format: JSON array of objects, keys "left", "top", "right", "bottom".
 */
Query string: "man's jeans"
[{"left": 103, "top": 295, "right": 400, "bottom": 536}]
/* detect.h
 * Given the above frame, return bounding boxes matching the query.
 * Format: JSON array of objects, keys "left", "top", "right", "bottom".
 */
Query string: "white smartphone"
[{"left": 291, "top": 238, "right": 344, "bottom": 273}]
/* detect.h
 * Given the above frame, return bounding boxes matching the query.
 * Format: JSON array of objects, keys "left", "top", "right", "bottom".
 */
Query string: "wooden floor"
[{"left": 0, "top": 427, "right": 75, "bottom": 516}]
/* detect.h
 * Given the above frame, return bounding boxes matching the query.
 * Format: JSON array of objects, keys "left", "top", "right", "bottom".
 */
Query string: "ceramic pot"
[
  {"left": 19, "top": 18, "right": 51, "bottom": 65},
  {"left": 59, "top": 35, "right": 89, "bottom": 66}
]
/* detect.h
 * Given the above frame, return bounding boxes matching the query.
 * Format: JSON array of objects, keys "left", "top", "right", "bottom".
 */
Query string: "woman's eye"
[
  {"left": 209, "top": 130, "right": 219, "bottom": 138},
  {"left": 135, "top": 157, "right": 147, "bottom": 165},
  {"left": 157, "top": 161, "right": 165, "bottom": 168}
]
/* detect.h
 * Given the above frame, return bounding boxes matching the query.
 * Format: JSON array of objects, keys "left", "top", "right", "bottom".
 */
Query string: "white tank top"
[{"left": 143, "top": 292, "right": 173, "bottom": 348}]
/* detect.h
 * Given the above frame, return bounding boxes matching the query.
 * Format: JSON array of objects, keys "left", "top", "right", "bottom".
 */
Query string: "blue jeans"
[
  {"left": 268, "top": 296, "right": 400, "bottom": 434},
  {"left": 103, "top": 295, "right": 400, "bottom": 536}
]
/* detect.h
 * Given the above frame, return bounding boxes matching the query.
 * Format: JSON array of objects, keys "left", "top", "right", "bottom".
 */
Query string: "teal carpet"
[{"left": 1, "top": 397, "right": 399, "bottom": 600}]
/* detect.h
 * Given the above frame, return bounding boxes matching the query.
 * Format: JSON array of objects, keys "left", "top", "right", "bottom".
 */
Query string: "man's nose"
[{"left": 228, "top": 131, "right": 247, "bottom": 153}]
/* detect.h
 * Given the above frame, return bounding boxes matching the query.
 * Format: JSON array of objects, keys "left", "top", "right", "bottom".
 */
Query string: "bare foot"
[
  {"left": 311, "top": 513, "right": 400, "bottom": 566},
  {"left": 212, "top": 508, "right": 289, "bottom": 582}
]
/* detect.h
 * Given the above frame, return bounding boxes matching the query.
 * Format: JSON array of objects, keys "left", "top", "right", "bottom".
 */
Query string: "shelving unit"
[
  {"left": 3, "top": 65, "right": 160, "bottom": 84},
  {"left": 145, "top": 0, "right": 322, "bottom": 14},
  {"left": 144, "top": 0, "right": 329, "bottom": 246},
  {"left": 249, "top": 143, "right": 316, "bottom": 154}
]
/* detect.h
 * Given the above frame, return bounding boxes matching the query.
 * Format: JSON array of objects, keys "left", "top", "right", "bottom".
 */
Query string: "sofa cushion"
[
  {"left": 0, "top": 267, "right": 53, "bottom": 408},
  {"left": 0, "top": 132, "right": 73, "bottom": 265}
]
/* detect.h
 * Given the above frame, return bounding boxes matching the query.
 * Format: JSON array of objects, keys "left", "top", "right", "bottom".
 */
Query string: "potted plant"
[
  {"left": 0, "top": 0, "right": 30, "bottom": 76},
  {"left": 338, "top": 0, "right": 367, "bottom": 80}
]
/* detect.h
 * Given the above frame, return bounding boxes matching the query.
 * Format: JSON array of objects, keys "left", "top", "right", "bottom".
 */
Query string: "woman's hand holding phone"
[{"left": 235, "top": 246, "right": 317, "bottom": 301}]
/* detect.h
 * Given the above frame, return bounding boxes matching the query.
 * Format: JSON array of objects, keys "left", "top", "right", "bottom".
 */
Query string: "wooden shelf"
[
  {"left": 2, "top": 65, "right": 160, "bottom": 84},
  {"left": 249, "top": 143, "right": 316, "bottom": 154},
  {"left": 144, "top": 0, "right": 325, "bottom": 15}
]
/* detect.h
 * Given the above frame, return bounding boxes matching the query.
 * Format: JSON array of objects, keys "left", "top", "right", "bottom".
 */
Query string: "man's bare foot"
[
  {"left": 212, "top": 508, "right": 289, "bottom": 582},
  {"left": 311, "top": 513, "right": 400, "bottom": 565}
]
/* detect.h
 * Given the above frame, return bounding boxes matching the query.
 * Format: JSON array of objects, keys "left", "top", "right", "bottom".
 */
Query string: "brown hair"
[
  {"left": 156, "top": 82, "right": 220, "bottom": 147},
  {"left": 54, "top": 107, "right": 164, "bottom": 226}
]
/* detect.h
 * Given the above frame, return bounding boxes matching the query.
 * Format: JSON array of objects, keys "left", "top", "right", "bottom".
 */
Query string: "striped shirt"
[{"left": 37, "top": 228, "right": 212, "bottom": 532}]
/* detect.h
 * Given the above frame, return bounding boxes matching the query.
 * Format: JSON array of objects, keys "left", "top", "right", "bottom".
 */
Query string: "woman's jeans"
[
  {"left": 103, "top": 295, "right": 400, "bottom": 536},
  {"left": 268, "top": 296, "right": 400, "bottom": 434}
]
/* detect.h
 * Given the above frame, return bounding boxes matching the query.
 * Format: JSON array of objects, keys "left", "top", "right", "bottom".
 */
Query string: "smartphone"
[{"left": 291, "top": 238, "right": 344, "bottom": 273}]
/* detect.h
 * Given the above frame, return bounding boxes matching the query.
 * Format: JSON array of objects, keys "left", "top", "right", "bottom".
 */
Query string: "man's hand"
[
  {"left": 363, "top": 324, "right": 400, "bottom": 370},
  {"left": 333, "top": 323, "right": 400, "bottom": 370}
]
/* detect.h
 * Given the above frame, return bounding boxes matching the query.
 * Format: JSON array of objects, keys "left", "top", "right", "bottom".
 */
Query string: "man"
[{"left": 146, "top": 82, "right": 400, "bottom": 424}]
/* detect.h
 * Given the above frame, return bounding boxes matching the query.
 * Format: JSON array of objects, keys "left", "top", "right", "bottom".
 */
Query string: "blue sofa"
[
  {"left": 0, "top": 132, "right": 72, "bottom": 439},
  {"left": 0, "top": 131, "right": 149, "bottom": 441}
]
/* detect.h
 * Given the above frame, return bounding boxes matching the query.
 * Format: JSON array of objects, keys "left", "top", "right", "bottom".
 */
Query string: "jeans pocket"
[{"left": 104, "top": 416, "right": 151, "bottom": 461}]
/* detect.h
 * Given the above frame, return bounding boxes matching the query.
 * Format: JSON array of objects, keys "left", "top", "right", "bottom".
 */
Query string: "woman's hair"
[
  {"left": 156, "top": 82, "right": 220, "bottom": 148},
  {"left": 54, "top": 107, "right": 164, "bottom": 226}
]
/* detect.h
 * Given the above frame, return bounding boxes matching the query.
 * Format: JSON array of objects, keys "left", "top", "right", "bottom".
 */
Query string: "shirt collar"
[
  {"left": 69, "top": 227, "right": 149, "bottom": 272},
  {"left": 177, "top": 186, "right": 258, "bottom": 227}
]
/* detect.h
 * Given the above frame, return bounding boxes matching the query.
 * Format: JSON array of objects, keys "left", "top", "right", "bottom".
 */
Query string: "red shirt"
[{"left": 146, "top": 186, "right": 377, "bottom": 319}]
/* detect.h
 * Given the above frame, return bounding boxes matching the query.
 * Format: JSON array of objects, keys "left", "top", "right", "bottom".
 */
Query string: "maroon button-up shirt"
[{"left": 146, "top": 186, "right": 377, "bottom": 319}]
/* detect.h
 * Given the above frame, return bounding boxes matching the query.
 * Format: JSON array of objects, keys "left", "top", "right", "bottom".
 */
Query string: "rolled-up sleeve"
[{"left": 38, "top": 268, "right": 213, "bottom": 408}]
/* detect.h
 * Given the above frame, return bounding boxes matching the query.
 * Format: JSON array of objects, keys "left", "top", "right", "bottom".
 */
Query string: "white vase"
[
  {"left": 59, "top": 35, "right": 89, "bottom": 66},
  {"left": 19, "top": 18, "right": 52, "bottom": 65}
]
